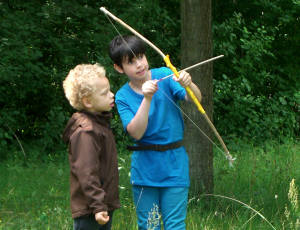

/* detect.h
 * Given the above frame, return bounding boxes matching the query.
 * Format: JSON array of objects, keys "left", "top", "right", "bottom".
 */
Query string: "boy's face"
[
  {"left": 88, "top": 77, "right": 114, "bottom": 113},
  {"left": 115, "top": 54, "right": 150, "bottom": 82}
]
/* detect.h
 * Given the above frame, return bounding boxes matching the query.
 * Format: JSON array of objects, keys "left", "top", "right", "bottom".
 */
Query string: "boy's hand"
[
  {"left": 173, "top": 71, "right": 192, "bottom": 88},
  {"left": 95, "top": 211, "right": 109, "bottom": 225},
  {"left": 142, "top": 80, "right": 158, "bottom": 100}
]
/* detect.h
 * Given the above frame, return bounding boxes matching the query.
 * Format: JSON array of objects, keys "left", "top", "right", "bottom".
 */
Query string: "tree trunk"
[{"left": 180, "top": 0, "right": 214, "bottom": 196}]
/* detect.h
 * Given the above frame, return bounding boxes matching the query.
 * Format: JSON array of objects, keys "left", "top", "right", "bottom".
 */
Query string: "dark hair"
[{"left": 108, "top": 35, "right": 146, "bottom": 68}]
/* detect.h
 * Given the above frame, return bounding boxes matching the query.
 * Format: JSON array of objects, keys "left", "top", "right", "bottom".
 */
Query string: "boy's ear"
[
  {"left": 114, "top": 64, "right": 124, "bottom": 74},
  {"left": 82, "top": 98, "right": 92, "bottom": 108}
]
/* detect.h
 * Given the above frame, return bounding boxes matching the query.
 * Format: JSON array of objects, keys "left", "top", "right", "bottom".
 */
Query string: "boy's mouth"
[
  {"left": 136, "top": 69, "right": 145, "bottom": 75},
  {"left": 110, "top": 101, "right": 115, "bottom": 107}
]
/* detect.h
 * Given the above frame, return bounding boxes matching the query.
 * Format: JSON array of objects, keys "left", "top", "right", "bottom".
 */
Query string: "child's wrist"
[{"left": 143, "top": 95, "right": 152, "bottom": 101}]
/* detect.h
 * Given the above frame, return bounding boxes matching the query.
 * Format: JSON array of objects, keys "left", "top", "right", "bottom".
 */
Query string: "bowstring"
[
  {"left": 104, "top": 15, "right": 228, "bottom": 158},
  {"left": 157, "top": 86, "right": 227, "bottom": 157},
  {"left": 104, "top": 14, "right": 138, "bottom": 60}
]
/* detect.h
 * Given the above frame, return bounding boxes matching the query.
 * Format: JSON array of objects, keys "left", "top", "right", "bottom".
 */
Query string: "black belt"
[{"left": 127, "top": 140, "right": 183, "bottom": 152}]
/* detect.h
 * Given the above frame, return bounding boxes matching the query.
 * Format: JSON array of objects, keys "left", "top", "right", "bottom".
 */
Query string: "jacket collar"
[
  {"left": 80, "top": 111, "right": 112, "bottom": 127},
  {"left": 62, "top": 111, "right": 112, "bottom": 143}
]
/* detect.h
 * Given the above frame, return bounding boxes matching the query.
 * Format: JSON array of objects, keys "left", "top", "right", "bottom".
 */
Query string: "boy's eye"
[
  {"left": 126, "top": 54, "right": 142, "bottom": 65},
  {"left": 101, "top": 89, "right": 109, "bottom": 95}
]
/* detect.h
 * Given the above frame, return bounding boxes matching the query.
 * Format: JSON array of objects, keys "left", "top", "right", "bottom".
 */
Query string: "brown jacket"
[{"left": 62, "top": 111, "right": 121, "bottom": 219}]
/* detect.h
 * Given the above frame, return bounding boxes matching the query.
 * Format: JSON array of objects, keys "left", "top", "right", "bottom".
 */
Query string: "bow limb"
[
  {"left": 164, "top": 56, "right": 233, "bottom": 164},
  {"left": 100, "top": 7, "right": 234, "bottom": 165},
  {"left": 100, "top": 7, "right": 166, "bottom": 59}
]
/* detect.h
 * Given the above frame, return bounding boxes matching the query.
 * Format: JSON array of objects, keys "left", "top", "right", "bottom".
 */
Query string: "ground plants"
[{"left": 0, "top": 139, "right": 299, "bottom": 229}]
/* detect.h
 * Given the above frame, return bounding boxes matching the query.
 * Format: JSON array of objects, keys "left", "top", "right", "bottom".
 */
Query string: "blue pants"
[
  {"left": 73, "top": 211, "right": 114, "bottom": 230},
  {"left": 132, "top": 186, "right": 188, "bottom": 230}
]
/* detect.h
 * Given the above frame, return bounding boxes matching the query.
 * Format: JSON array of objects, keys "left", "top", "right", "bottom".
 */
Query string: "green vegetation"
[
  {"left": 1, "top": 140, "right": 299, "bottom": 229},
  {"left": 1, "top": 0, "right": 299, "bottom": 155},
  {"left": 1, "top": 0, "right": 299, "bottom": 229}
]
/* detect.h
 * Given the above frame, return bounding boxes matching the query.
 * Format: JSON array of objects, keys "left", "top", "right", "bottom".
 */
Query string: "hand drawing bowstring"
[{"left": 100, "top": 7, "right": 235, "bottom": 166}]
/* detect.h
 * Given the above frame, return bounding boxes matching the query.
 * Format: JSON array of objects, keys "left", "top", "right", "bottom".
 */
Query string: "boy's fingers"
[
  {"left": 179, "top": 71, "right": 187, "bottom": 78},
  {"left": 97, "top": 216, "right": 109, "bottom": 225}
]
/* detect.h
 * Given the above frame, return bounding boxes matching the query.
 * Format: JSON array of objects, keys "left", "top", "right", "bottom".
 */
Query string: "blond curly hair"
[{"left": 63, "top": 63, "right": 106, "bottom": 110}]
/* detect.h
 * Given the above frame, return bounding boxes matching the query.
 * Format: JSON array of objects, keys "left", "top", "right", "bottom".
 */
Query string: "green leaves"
[
  {"left": 0, "top": 0, "right": 299, "bottom": 157},
  {"left": 0, "top": 0, "right": 181, "bottom": 156},
  {"left": 212, "top": 0, "right": 300, "bottom": 143}
]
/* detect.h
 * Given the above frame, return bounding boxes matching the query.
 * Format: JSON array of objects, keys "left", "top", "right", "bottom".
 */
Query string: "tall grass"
[{"left": 0, "top": 139, "right": 299, "bottom": 229}]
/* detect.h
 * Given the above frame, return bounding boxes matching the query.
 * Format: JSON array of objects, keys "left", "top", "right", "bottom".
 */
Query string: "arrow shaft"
[{"left": 157, "top": 55, "right": 224, "bottom": 82}]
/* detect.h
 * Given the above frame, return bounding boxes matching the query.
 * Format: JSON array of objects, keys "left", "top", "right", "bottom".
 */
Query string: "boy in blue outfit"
[{"left": 109, "top": 35, "right": 202, "bottom": 230}]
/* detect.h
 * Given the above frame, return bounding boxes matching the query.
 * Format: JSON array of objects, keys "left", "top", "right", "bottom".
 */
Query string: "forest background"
[
  {"left": 1, "top": 0, "right": 300, "bottom": 229},
  {"left": 1, "top": 0, "right": 299, "bottom": 156}
]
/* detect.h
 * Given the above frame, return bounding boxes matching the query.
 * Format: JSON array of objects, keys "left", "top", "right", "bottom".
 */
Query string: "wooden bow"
[{"left": 100, "top": 7, "right": 234, "bottom": 165}]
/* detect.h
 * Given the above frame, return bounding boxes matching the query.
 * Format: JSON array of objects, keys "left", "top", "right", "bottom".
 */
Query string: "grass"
[{"left": 0, "top": 139, "right": 299, "bottom": 229}]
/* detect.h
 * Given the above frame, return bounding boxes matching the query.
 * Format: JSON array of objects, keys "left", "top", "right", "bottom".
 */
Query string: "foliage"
[
  {"left": 0, "top": 0, "right": 300, "bottom": 158},
  {"left": 1, "top": 0, "right": 104, "bottom": 153},
  {"left": 0, "top": 0, "right": 180, "bottom": 158},
  {"left": 212, "top": 0, "right": 300, "bottom": 144}
]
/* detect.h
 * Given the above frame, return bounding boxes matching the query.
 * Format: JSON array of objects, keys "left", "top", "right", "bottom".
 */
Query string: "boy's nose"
[{"left": 136, "top": 60, "right": 142, "bottom": 68}]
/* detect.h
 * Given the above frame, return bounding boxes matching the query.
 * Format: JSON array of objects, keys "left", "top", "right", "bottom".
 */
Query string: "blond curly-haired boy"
[{"left": 62, "top": 64, "right": 120, "bottom": 230}]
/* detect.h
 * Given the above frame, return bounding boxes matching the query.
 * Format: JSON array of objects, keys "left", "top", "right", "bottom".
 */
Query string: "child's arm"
[
  {"left": 126, "top": 80, "right": 158, "bottom": 140},
  {"left": 173, "top": 71, "right": 202, "bottom": 103},
  {"left": 95, "top": 211, "right": 109, "bottom": 225}
]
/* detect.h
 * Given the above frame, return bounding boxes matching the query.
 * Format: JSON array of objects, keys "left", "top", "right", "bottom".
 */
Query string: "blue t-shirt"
[{"left": 115, "top": 67, "right": 190, "bottom": 187}]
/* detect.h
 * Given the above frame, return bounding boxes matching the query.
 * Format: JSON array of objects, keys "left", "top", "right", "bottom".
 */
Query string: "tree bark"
[{"left": 180, "top": 0, "right": 214, "bottom": 196}]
